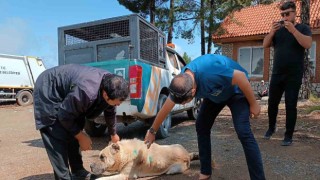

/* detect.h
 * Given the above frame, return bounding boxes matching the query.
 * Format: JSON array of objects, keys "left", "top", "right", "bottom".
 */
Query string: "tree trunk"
[
  {"left": 149, "top": 0, "right": 156, "bottom": 24},
  {"left": 299, "top": 0, "right": 312, "bottom": 99},
  {"left": 207, "top": 0, "right": 214, "bottom": 54},
  {"left": 200, "top": 0, "right": 205, "bottom": 55},
  {"left": 167, "top": 0, "right": 174, "bottom": 44}
]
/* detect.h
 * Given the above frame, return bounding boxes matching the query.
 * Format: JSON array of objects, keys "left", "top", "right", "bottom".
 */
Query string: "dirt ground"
[{"left": 0, "top": 100, "right": 319, "bottom": 180}]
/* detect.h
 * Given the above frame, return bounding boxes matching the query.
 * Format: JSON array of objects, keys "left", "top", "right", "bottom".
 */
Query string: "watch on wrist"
[{"left": 149, "top": 127, "right": 157, "bottom": 135}]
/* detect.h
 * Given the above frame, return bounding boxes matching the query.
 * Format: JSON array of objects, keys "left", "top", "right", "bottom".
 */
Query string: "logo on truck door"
[{"left": 114, "top": 68, "right": 125, "bottom": 78}]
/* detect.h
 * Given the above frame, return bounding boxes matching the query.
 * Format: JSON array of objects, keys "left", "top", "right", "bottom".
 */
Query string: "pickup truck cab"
[{"left": 58, "top": 14, "right": 201, "bottom": 138}]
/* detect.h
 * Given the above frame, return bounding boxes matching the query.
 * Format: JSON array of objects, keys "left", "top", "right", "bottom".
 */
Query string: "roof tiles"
[{"left": 213, "top": 0, "right": 320, "bottom": 39}]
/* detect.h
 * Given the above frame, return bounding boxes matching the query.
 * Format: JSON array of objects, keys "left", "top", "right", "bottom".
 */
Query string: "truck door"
[
  {"left": 167, "top": 51, "right": 180, "bottom": 77},
  {"left": 176, "top": 54, "right": 194, "bottom": 109},
  {"left": 26, "top": 57, "right": 46, "bottom": 85},
  {"left": 167, "top": 50, "right": 182, "bottom": 111}
]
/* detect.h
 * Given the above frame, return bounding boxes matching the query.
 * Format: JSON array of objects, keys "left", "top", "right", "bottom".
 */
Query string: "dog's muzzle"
[{"left": 90, "top": 163, "right": 105, "bottom": 175}]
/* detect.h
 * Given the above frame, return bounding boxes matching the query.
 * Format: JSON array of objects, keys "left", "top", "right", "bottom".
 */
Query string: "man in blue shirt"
[{"left": 144, "top": 54, "right": 265, "bottom": 180}]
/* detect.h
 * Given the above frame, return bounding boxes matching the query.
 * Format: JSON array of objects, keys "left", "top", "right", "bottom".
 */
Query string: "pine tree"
[
  {"left": 117, "top": 0, "right": 169, "bottom": 24},
  {"left": 183, "top": 52, "right": 192, "bottom": 64}
]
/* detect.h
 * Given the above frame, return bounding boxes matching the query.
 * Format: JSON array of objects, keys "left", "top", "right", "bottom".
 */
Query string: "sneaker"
[
  {"left": 281, "top": 138, "right": 293, "bottom": 146},
  {"left": 72, "top": 169, "right": 97, "bottom": 180},
  {"left": 264, "top": 128, "right": 276, "bottom": 140}
]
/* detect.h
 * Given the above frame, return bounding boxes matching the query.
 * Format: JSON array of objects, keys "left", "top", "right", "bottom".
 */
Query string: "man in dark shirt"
[
  {"left": 33, "top": 64, "right": 129, "bottom": 179},
  {"left": 263, "top": 1, "right": 312, "bottom": 146}
]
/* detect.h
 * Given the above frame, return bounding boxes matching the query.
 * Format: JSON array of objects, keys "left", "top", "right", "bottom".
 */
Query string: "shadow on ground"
[
  {"left": 19, "top": 173, "right": 53, "bottom": 180},
  {"left": 22, "top": 139, "right": 45, "bottom": 148}
]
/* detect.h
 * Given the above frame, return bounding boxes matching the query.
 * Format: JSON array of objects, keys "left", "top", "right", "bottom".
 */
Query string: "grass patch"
[
  {"left": 305, "top": 105, "right": 320, "bottom": 114},
  {"left": 309, "top": 93, "right": 320, "bottom": 103}
]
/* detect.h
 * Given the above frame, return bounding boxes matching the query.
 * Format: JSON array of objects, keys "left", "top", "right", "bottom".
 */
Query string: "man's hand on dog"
[
  {"left": 144, "top": 130, "right": 155, "bottom": 149},
  {"left": 111, "top": 134, "right": 120, "bottom": 143},
  {"left": 75, "top": 131, "right": 93, "bottom": 151}
]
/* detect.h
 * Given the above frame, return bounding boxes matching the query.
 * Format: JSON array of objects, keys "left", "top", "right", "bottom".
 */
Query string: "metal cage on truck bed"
[{"left": 58, "top": 14, "right": 166, "bottom": 67}]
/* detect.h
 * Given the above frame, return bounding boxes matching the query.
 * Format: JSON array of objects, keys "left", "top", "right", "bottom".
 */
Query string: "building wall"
[
  {"left": 221, "top": 44, "right": 233, "bottom": 59},
  {"left": 220, "top": 35, "right": 320, "bottom": 97}
]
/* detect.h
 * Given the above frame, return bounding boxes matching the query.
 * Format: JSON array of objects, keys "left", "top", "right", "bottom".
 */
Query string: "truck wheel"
[
  {"left": 84, "top": 119, "right": 107, "bottom": 137},
  {"left": 16, "top": 91, "right": 33, "bottom": 106},
  {"left": 156, "top": 94, "right": 172, "bottom": 139},
  {"left": 187, "top": 98, "right": 202, "bottom": 120}
]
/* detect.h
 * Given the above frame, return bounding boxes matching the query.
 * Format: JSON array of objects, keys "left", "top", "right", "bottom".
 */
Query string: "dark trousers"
[
  {"left": 268, "top": 74, "right": 302, "bottom": 139},
  {"left": 196, "top": 94, "right": 265, "bottom": 180},
  {"left": 40, "top": 121, "right": 84, "bottom": 180}
]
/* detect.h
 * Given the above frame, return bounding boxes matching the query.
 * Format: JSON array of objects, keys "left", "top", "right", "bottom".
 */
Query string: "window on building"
[
  {"left": 238, "top": 47, "right": 264, "bottom": 77},
  {"left": 309, "top": 42, "right": 316, "bottom": 77}
]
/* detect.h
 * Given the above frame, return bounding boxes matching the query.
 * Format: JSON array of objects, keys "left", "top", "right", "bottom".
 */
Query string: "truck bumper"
[
  {"left": 94, "top": 101, "right": 155, "bottom": 125},
  {"left": 116, "top": 101, "right": 139, "bottom": 116}
]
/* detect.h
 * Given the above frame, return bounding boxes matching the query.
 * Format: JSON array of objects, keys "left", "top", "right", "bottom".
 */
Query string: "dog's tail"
[{"left": 189, "top": 152, "right": 199, "bottom": 161}]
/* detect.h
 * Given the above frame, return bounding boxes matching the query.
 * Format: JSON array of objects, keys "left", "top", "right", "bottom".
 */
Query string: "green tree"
[
  {"left": 182, "top": 52, "right": 192, "bottom": 64},
  {"left": 118, "top": 0, "right": 277, "bottom": 55},
  {"left": 173, "top": 0, "right": 276, "bottom": 54},
  {"left": 117, "top": 0, "right": 169, "bottom": 24},
  {"left": 156, "top": 0, "right": 199, "bottom": 44}
]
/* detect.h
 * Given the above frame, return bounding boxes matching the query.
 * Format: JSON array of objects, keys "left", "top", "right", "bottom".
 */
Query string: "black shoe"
[
  {"left": 264, "top": 128, "right": 276, "bottom": 140},
  {"left": 281, "top": 138, "right": 293, "bottom": 146},
  {"left": 72, "top": 169, "right": 97, "bottom": 180}
]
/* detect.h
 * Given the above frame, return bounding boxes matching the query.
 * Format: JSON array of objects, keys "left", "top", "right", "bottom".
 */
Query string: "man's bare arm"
[
  {"left": 292, "top": 29, "right": 312, "bottom": 49},
  {"left": 284, "top": 21, "right": 312, "bottom": 49},
  {"left": 232, "top": 70, "right": 260, "bottom": 118},
  {"left": 263, "top": 21, "right": 280, "bottom": 48},
  {"left": 263, "top": 32, "right": 275, "bottom": 48}
]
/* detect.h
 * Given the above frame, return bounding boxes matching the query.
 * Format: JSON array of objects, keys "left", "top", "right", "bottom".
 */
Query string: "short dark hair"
[
  {"left": 101, "top": 74, "right": 129, "bottom": 101},
  {"left": 168, "top": 73, "right": 193, "bottom": 104},
  {"left": 280, "top": 1, "right": 296, "bottom": 11}
]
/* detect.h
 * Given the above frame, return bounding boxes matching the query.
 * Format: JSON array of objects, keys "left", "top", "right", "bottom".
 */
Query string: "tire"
[
  {"left": 156, "top": 94, "right": 172, "bottom": 139},
  {"left": 84, "top": 119, "right": 107, "bottom": 137},
  {"left": 187, "top": 98, "right": 202, "bottom": 120},
  {"left": 16, "top": 91, "right": 33, "bottom": 106}
]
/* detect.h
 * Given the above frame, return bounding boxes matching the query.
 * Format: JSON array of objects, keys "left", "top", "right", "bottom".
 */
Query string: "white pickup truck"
[{"left": 58, "top": 14, "right": 201, "bottom": 138}]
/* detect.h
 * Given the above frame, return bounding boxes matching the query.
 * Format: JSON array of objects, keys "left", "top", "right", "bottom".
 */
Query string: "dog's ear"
[{"left": 111, "top": 143, "right": 120, "bottom": 154}]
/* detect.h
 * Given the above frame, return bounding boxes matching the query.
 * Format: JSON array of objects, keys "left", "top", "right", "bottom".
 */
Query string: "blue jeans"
[{"left": 196, "top": 94, "right": 265, "bottom": 180}]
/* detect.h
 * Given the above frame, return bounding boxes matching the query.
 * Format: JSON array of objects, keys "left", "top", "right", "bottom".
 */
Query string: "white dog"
[{"left": 90, "top": 138, "right": 198, "bottom": 180}]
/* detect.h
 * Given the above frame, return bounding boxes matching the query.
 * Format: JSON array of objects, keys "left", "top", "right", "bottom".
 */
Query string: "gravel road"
[{"left": 0, "top": 101, "right": 319, "bottom": 180}]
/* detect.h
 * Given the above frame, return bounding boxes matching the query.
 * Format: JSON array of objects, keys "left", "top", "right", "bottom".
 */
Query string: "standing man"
[
  {"left": 263, "top": 1, "right": 312, "bottom": 146},
  {"left": 34, "top": 64, "right": 129, "bottom": 180},
  {"left": 144, "top": 54, "right": 265, "bottom": 180}
]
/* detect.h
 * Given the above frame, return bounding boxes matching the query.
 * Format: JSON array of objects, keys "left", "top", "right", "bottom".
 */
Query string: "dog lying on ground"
[{"left": 90, "top": 138, "right": 198, "bottom": 180}]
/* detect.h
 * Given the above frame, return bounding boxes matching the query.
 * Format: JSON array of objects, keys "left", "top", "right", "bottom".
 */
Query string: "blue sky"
[{"left": 0, "top": 0, "right": 202, "bottom": 68}]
